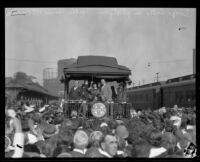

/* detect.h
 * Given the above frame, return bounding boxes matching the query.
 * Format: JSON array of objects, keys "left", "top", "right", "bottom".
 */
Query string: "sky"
[{"left": 5, "top": 8, "right": 196, "bottom": 86}]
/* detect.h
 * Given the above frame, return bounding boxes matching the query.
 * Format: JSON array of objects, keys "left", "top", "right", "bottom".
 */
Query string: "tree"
[{"left": 13, "top": 72, "right": 37, "bottom": 84}]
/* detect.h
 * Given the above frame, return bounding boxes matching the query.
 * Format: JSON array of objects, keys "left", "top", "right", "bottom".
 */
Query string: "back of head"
[
  {"left": 133, "top": 140, "right": 150, "bottom": 158},
  {"left": 73, "top": 130, "right": 89, "bottom": 149},
  {"left": 85, "top": 147, "right": 102, "bottom": 158},
  {"left": 148, "top": 129, "right": 162, "bottom": 147},
  {"left": 162, "top": 132, "right": 177, "bottom": 153},
  {"left": 89, "top": 131, "right": 104, "bottom": 147},
  {"left": 58, "top": 128, "right": 74, "bottom": 146},
  {"left": 43, "top": 140, "right": 57, "bottom": 157},
  {"left": 115, "top": 124, "right": 129, "bottom": 139}
]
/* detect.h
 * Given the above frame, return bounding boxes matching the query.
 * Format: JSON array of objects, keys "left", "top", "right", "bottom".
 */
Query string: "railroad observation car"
[
  {"left": 162, "top": 74, "right": 195, "bottom": 108},
  {"left": 127, "top": 82, "right": 165, "bottom": 110},
  {"left": 60, "top": 55, "right": 132, "bottom": 119}
]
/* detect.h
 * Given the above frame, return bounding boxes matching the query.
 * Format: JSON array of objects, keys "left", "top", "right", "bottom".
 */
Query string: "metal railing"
[{"left": 63, "top": 100, "right": 131, "bottom": 119}]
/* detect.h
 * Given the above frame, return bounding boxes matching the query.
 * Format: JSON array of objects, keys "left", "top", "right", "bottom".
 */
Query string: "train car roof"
[
  {"left": 166, "top": 74, "right": 195, "bottom": 83},
  {"left": 63, "top": 55, "right": 131, "bottom": 79},
  {"left": 162, "top": 78, "right": 195, "bottom": 88},
  {"left": 127, "top": 81, "right": 165, "bottom": 92}
]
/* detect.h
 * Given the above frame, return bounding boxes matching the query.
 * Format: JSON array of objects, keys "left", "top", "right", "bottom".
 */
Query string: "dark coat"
[
  {"left": 69, "top": 150, "right": 85, "bottom": 157},
  {"left": 101, "top": 84, "right": 112, "bottom": 101},
  {"left": 81, "top": 84, "right": 90, "bottom": 100},
  {"left": 117, "top": 88, "right": 127, "bottom": 102},
  {"left": 69, "top": 86, "right": 82, "bottom": 100}
]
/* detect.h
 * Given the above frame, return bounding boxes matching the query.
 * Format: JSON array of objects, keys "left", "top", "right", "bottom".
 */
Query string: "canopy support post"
[{"left": 64, "top": 76, "right": 69, "bottom": 100}]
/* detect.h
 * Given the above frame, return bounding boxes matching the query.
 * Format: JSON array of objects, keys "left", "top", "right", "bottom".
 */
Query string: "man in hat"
[
  {"left": 99, "top": 134, "right": 118, "bottom": 158},
  {"left": 42, "top": 124, "right": 59, "bottom": 140},
  {"left": 70, "top": 130, "right": 89, "bottom": 157}
]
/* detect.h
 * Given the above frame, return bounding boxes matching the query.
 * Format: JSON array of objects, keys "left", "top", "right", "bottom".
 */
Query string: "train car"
[
  {"left": 127, "top": 82, "right": 164, "bottom": 110},
  {"left": 162, "top": 74, "right": 195, "bottom": 108},
  {"left": 127, "top": 74, "right": 196, "bottom": 111}
]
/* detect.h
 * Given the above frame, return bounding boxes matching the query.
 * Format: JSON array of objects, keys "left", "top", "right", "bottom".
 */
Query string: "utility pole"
[
  {"left": 142, "top": 80, "right": 145, "bottom": 85},
  {"left": 156, "top": 72, "right": 159, "bottom": 82}
]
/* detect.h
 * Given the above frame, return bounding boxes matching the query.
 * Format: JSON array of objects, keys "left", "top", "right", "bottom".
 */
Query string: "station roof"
[
  {"left": 6, "top": 82, "right": 58, "bottom": 98},
  {"left": 63, "top": 56, "right": 131, "bottom": 80}
]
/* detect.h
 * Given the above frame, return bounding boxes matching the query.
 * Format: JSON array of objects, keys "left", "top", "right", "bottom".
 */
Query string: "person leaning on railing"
[{"left": 90, "top": 82, "right": 101, "bottom": 102}]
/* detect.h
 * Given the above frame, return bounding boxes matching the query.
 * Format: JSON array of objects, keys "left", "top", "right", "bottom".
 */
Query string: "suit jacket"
[
  {"left": 69, "top": 150, "right": 85, "bottom": 157},
  {"left": 69, "top": 86, "right": 81, "bottom": 100},
  {"left": 81, "top": 84, "right": 90, "bottom": 100},
  {"left": 117, "top": 88, "right": 127, "bottom": 102},
  {"left": 101, "top": 84, "right": 112, "bottom": 101}
]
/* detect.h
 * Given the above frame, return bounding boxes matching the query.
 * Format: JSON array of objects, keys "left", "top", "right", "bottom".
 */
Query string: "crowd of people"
[{"left": 5, "top": 97, "right": 196, "bottom": 158}]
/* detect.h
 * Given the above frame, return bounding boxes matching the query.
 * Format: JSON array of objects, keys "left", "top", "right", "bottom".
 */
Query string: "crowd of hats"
[{"left": 5, "top": 102, "right": 196, "bottom": 158}]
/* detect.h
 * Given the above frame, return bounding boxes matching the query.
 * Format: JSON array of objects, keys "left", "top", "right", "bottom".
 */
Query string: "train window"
[{"left": 146, "top": 94, "right": 148, "bottom": 101}]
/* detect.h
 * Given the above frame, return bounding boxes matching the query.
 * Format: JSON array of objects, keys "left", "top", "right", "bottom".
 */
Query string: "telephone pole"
[
  {"left": 142, "top": 80, "right": 145, "bottom": 85},
  {"left": 156, "top": 72, "right": 159, "bottom": 82}
]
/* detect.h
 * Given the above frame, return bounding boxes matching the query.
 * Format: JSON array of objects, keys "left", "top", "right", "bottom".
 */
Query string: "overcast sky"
[{"left": 5, "top": 8, "right": 196, "bottom": 86}]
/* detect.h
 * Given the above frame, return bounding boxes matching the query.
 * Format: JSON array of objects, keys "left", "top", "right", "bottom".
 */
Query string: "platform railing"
[{"left": 63, "top": 100, "right": 131, "bottom": 119}]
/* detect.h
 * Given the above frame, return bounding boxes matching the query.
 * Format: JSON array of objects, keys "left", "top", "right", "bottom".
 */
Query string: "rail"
[{"left": 63, "top": 100, "right": 131, "bottom": 119}]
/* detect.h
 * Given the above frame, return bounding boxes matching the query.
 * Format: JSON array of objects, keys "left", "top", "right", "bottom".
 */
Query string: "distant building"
[
  {"left": 43, "top": 78, "right": 64, "bottom": 97},
  {"left": 57, "top": 58, "right": 76, "bottom": 79},
  {"left": 5, "top": 77, "right": 12, "bottom": 85},
  {"left": 43, "top": 58, "right": 76, "bottom": 98}
]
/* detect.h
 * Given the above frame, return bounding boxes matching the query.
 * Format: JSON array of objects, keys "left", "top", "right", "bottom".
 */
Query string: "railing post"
[{"left": 110, "top": 102, "right": 114, "bottom": 119}]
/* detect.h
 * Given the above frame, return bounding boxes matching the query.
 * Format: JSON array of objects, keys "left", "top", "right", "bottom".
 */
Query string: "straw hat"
[{"left": 116, "top": 125, "right": 129, "bottom": 139}]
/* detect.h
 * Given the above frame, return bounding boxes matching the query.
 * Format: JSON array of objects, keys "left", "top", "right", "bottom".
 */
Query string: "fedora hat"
[{"left": 42, "top": 124, "right": 59, "bottom": 138}]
